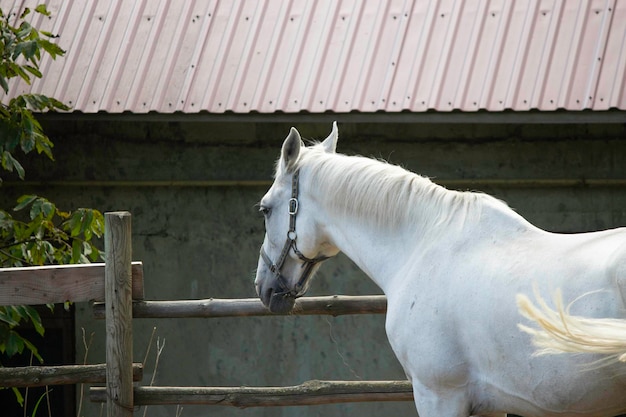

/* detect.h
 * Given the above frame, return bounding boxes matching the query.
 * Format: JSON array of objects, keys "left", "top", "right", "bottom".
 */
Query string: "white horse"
[{"left": 254, "top": 123, "right": 626, "bottom": 417}]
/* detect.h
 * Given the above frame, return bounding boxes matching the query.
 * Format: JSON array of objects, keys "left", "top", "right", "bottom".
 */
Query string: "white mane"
[{"left": 296, "top": 144, "right": 506, "bottom": 232}]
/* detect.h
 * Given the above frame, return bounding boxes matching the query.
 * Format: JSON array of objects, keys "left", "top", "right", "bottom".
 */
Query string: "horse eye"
[{"left": 259, "top": 206, "right": 271, "bottom": 217}]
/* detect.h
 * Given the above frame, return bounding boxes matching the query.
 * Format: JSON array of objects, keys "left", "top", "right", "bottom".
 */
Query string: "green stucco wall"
[{"left": 2, "top": 117, "right": 625, "bottom": 417}]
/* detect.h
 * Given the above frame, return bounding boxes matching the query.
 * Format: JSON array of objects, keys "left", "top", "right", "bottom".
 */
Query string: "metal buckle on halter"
[{"left": 288, "top": 198, "right": 299, "bottom": 215}]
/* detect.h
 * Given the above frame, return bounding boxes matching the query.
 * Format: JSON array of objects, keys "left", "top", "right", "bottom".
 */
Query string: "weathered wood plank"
[
  {"left": 105, "top": 212, "right": 134, "bottom": 417},
  {"left": 89, "top": 380, "right": 414, "bottom": 407},
  {"left": 92, "top": 295, "right": 387, "bottom": 319},
  {"left": 0, "top": 363, "right": 143, "bottom": 387},
  {"left": 0, "top": 261, "right": 143, "bottom": 306}
]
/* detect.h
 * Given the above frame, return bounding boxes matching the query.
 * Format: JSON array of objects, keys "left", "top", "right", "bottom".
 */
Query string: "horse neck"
[
  {"left": 317, "top": 208, "right": 415, "bottom": 293},
  {"left": 304, "top": 164, "right": 475, "bottom": 294},
  {"left": 304, "top": 158, "right": 533, "bottom": 295}
]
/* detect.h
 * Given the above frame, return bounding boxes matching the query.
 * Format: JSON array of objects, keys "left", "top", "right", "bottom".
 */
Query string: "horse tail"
[{"left": 516, "top": 290, "right": 626, "bottom": 363}]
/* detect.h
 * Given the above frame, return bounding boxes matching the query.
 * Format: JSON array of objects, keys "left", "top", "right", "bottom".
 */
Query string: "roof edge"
[{"left": 37, "top": 110, "right": 626, "bottom": 124}]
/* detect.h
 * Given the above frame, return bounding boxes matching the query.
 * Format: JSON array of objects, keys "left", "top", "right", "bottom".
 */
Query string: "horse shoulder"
[{"left": 384, "top": 270, "right": 471, "bottom": 387}]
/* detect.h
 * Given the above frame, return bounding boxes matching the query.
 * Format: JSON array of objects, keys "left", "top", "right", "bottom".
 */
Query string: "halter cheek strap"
[{"left": 260, "top": 169, "right": 329, "bottom": 298}]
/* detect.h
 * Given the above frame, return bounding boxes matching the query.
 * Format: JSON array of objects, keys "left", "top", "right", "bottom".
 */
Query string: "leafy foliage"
[
  {"left": 0, "top": 196, "right": 104, "bottom": 266},
  {"left": 0, "top": 5, "right": 105, "bottom": 408},
  {"left": 0, "top": 200, "right": 103, "bottom": 407},
  {"left": 0, "top": 5, "right": 70, "bottom": 181},
  {"left": 0, "top": 196, "right": 103, "bottom": 381}
]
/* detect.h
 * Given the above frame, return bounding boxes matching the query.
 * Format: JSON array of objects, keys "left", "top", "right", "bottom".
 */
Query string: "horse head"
[{"left": 255, "top": 123, "right": 340, "bottom": 313}]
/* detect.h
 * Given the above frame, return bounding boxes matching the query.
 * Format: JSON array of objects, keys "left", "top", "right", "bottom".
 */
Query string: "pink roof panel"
[{"left": 1, "top": 0, "right": 624, "bottom": 114}]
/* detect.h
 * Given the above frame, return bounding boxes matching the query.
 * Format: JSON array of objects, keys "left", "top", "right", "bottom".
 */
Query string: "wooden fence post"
[{"left": 105, "top": 212, "right": 134, "bottom": 417}]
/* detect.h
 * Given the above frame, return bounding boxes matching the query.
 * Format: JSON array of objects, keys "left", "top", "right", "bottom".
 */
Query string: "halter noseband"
[{"left": 260, "top": 169, "right": 329, "bottom": 299}]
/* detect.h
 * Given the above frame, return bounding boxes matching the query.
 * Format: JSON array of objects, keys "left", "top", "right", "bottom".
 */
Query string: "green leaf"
[
  {"left": 29, "top": 197, "right": 44, "bottom": 219},
  {"left": 13, "top": 195, "right": 37, "bottom": 211},
  {"left": 38, "top": 39, "right": 65, "bottom": 58},
  {"left": 88, "top": 243, "right": 100, "bottom": 262},
  {"left": 35, "top": 135, "right": 55, "bottom": 160},
  {"left": 19, "top": 7, "right": 31, "bottom": 20},
  {"left": 14, "top": 159, "right": 24, "bottom": 179},
  {"left": 41, "top": 200, "right": 55, "bottom": 219},
  {"left": 6, "top": 62, "right": 31, "bottom": 84},
  {"left": 0, "top": 76, "right": 8, "bottom": 94},
  {"left": 14, "top": 40, "right": 38, "bottom": 60},
  {"left": 21, "top": 336, "right": 43, "bottom": 363},
  {"left": 8, "top": 95, "right": 27, "bottom": 110},
  {"left": 23, "top": 218, "right": 42, "bottom": 239},
  {"left": 24, "top": 306, "right": 44, "bottom": 336},
  {"left": 0, "top": 322, "right": 9, "bottom": 338},
  {"left": 47, "top": 96, "right": 71, "bottom": 111},
  {"left": 11, "top": 387, "right": 24, "bottom": 407},
  {"left": 81, "top": 209, "right": 94, "bottom": 235},
  {"left": 0, "top": 124, "right": 19, "bottom": 154},
  {"left": 5, "top": 330, "right": 25, "bottom": 356},
  {"left": 34, "top": 4, "right": 51, "bottom": 17},
  {"left": 68, "top": 211, "right": 82, "bottom": 237},
  {"left": 10, "top": 305, "right": 29, "bottom": 321},
  {"left": 71, "top": 238, "right": 81, "bottom": 263},
  {"left": 16, "top": 22, "right": 33, "bottom": 39},
  {"left": 23, "top": 93, "right": 44, "bottom": 110},
  {"left": 0, "top": 309, "right": 20, "bottom": 327},
  {"left": 1, "top": 151, "right": 25, "bottom": 179}
]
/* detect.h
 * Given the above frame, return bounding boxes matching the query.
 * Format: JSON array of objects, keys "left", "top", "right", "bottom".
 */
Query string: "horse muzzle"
[
  {"left": 258, "top": 242, "right": 329, "bottom": 314},
  {"left": 257, "top": 273, "right": 297, "bottom": 314},
  {"left": 268, "top": 289, "right": 297, "bottom": 314}
]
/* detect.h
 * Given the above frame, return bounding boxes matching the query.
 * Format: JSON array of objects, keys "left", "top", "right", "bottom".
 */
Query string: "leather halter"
[{"left": 260, "top": 169, "right": 329, "bottom": 298}]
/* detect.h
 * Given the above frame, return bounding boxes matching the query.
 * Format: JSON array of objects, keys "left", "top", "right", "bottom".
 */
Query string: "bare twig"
[
  {"left": 141, "top": 327, "right": 157, "bottom": 367},
  {"left": 142, "top": 331, "right": 166, "bottom": 417},
  {"left": 76, "top": 327, "right": 94, "bottom": 417},
  {"left": 45, "top": 385, "right": 51, "bottom": 417},
  {"left": 150, "top": 337, "right": 166, "bottom": 387},
  {"left": 24, "top": 352, "right": 33, "bottom": 417}
]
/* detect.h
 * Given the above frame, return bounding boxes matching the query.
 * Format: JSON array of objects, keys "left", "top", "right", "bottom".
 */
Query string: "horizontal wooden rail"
[
  {"left": 90, "top": 380, "right": 413, "bottom": 407},
  {"left": 0, "top": 363, "right": 143, "bottom": 387},
  {"left": 92, "top": 295, "right": 387, "bottom": 319},
  {"left": 0, "top": 261, "right": 144, "bottom": 305}
]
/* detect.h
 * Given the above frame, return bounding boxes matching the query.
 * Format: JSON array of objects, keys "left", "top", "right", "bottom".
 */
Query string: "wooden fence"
[{"left": 0, "top": 211, "right": 412, "bottom": 416}]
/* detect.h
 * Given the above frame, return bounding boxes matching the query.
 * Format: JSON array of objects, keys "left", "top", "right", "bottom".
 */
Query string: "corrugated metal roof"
[{"left": 1, "top": 0, "right": 625, "bottom": 114}]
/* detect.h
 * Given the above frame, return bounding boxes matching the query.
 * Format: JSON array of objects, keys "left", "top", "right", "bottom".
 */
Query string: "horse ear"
[
  {"left": 281, "top": 127, "right": 302, "bottom": 172},
  {"left": 321, "top": 121, "right": 338, "bottom": 153}
]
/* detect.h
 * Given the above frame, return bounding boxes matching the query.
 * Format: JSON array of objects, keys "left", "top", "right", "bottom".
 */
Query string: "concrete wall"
[{"left": 2, "top": 117, "right": 625, "bottom": 417}]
